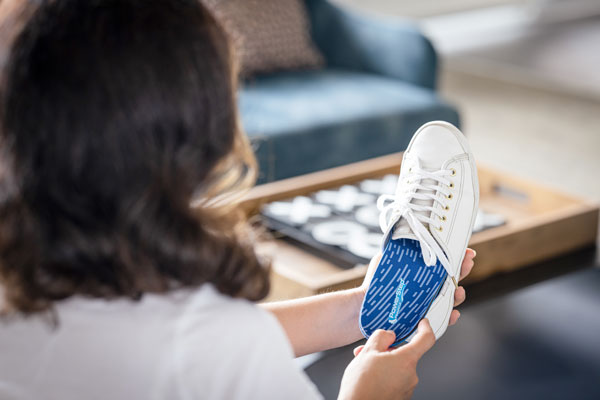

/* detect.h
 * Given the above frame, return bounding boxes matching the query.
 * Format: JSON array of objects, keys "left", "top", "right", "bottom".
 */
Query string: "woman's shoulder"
[{"left": 179, "top": 284, "right": 285, "bottom": 341}]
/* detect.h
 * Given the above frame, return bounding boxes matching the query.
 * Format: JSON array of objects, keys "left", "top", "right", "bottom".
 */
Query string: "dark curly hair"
[{"left": 0, "top": 0, "right": 269, "bottom": 314}]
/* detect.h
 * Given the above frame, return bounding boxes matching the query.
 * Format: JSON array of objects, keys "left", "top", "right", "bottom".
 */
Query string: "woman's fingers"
[
  {"left": 398, "top": 319, "right": 435, "bottom": 360},
  {"left": 362, "top": 329, "right": 396, "bottom": 353},
  {"left": 448, "top": 310, "right": 461, "bottom": 326},
  {"left": 451, "top": 249, "right": 473, "bottom": 327},
  {"left": 459, "top": 248, "right": 476, "bottom": 281},
  {"left": 353, "top": 345, "right": 365, "bottom": 357},
  {"left": 453, "top": 286, "right": 466, "bottom": 307}
]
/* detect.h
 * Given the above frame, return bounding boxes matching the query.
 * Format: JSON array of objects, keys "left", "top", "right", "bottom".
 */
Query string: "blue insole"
[{"left": 359, "top": 238, "right": 448, "bottom": 345}]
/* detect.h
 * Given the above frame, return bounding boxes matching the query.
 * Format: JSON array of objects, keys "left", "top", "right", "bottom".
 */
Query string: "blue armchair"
[{"left": 238, "top": 0, "right": 460, "bottom": 183}]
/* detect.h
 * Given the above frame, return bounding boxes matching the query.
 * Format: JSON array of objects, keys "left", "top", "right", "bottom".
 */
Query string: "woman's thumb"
[{"left": 362, "top": 330, "right": 397, "bottom": 353}]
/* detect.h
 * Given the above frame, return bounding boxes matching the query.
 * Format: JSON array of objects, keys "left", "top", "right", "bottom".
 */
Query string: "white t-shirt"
[{"left": 0, "top": 285, "right": 322, "bottom": 400}]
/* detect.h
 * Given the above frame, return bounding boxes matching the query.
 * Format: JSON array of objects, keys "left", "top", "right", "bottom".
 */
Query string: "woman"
[{"left": 0, "top": 1, "right": 475, "bottom": 399}]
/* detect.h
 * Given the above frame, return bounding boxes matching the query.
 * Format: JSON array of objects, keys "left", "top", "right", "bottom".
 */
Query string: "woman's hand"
[
  {"left": 339, "top": 252, "right": 476, "bottom": 399},
  {"left": 449, "top": 248, "right": 476, "bottom": 325},
  {"left": 338, "top": 320, "right": 435, "bottom": 400},
  {"left": 359, "top": 248, "right": 476, "bottom": 326}
]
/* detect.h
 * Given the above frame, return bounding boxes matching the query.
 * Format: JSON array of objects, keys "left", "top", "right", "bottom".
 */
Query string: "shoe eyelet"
[
  {"left": 445, "top": 205, "right": 450, "bottom": 211},
  {"left": 446, "top": 194, "right": 453, "bottom": 199},
  {"left": 451, "top": 168, "right": 456, "bottom": 176},
  {"left": 439, "top": 215, "right": 447, "bottom": 221},
  {"left": 449, "top": 183, "right": 454, "bottom": 188},
  {"left": 437, "top": 226, "right": 443, "bottom": 232}
]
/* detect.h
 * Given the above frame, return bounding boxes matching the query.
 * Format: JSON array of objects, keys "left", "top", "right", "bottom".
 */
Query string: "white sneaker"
[{"left": 359, "top": 121, "right": 479, "bottom": 344}]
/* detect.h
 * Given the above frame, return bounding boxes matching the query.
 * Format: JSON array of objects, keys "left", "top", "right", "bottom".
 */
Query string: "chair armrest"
[{"left": 305, "top": 0, "right": 438, "bottom": 89}]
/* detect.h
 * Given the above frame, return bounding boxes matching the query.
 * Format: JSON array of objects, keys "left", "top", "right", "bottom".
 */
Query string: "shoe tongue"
[
  {"left": 391, "top": 157, "right": 438, "bottom": 240},
  {"left": 411, "top": 141, "right": 445, "bottom": 170}
]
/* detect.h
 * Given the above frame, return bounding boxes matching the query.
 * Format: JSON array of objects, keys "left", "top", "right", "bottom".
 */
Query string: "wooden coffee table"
[{"left": 241, "top": 153, "right": 599, "bottom": 301}]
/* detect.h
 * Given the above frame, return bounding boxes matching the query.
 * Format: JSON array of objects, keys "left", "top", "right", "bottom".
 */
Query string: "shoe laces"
[{"left": 377, "top": 164, "right": 454, "bottom": 272}]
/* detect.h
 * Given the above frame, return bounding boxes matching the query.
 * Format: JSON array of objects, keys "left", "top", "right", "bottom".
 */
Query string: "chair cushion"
[
  {"left": 202, "top": 0, "right": 323, "bottom": 77},
  {"left": 239, "top": 70, "right": 460, "bottom": 182}
]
